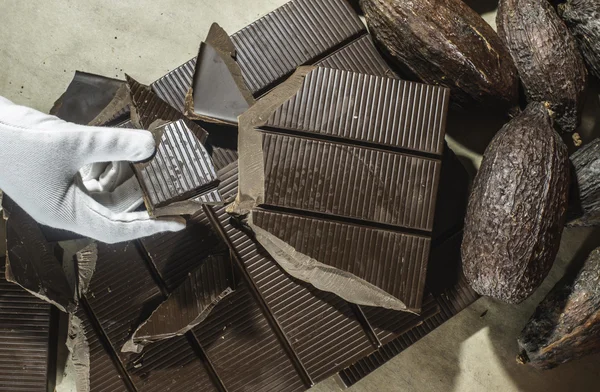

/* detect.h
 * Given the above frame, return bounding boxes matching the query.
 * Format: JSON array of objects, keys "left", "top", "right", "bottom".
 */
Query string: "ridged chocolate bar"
[
  {"left": 74, "top": 309, "right": 130, "bottom": 392},
  {"left": 204, "top": 168, "right": 376, "bottom": 383},
  {"left": 192, "top": 282, "right": 306, "bottom": 392},
  {"left": 151, "top": 58, "right": 196, "bottom": 113},
  {"left": 0, "top": 259, "right": 53, "bottom": 392},
  {"left": 132, "top": 119, "right": 218, "bottom": 210},
  {"left": 139, "top": 210, "right": 225, "bottom": 291},
  {"left": 230, "top": 0, "right": 365, "bottom": 95}
]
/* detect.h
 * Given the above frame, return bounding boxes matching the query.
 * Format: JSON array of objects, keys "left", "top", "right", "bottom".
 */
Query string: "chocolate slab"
[
  {"left": 151, "top": 58, "right": 196, "bottom": 113},
  {"left": 83, "top": 241, "right": 163, "bottom": 361},
  {"left": 131, "top": 254, "right": 233, "bottom": 348},
  {"left": 203, "top": 166, "right": 377, "bottom": 383},
  {"left": 338, "top": 232, "right": 480, "bottom": 387},
  {"left": 3, "top": 197, "right": 75, "bottom": 312},
  {"left": 229, "top": 0, "right": 365, "bottom": 95},
  {"left": 70, "top": 309, "right": 131, "bottom": 392},
  {"left": 233, "top": 66, "right": 448, "bottom": 311},
  {"left": 0, "top": 258, "right": 53, "bottom": 392},
  {"left": 192, "top": 281, "right": 306, "bottom": 392},
  {"left": 139, "top": 209, "right": 225, "bottom": 291},
  {"left": 49, "top": 71, "right": 124, "bottom": 125},
  {"left": 132, "top": 119, "right": 218, "bottom": 212}
]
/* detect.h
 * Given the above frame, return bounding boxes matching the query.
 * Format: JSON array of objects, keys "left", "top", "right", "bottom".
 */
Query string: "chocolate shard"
[
  {"left": 151, "top": 58, "right": 196, "bottom": 113},
  {"left": 131, "top": 119, "right": 219, "bottom": 215},
  {"left": 126, "top": 254, "right": 234, "bottom": 352},
  {"left": 517, "top": 246, "right": 600, "bottom": 369},
  {"left": 567, "top": 138, "right": 600, "bottom": 226},
  {"left": 50, "top": 71, "right": 124, "bottom": 125},
  {"left": 0, "top": 258, "right": 54, "bottom": 392},
  {"left": 230, "top": 0, "right": 365, "bottom": 95},
  {"left": 3, "top": 197, "right": 75, "bottom": 312},
  {"left": 205, "top": 165, "right": 376, "bottom": 383},
  {"left": 186, "top": 23, "right": 255, "bottom": 125},
  {"left": 232, "top": 66, "right": 448, "bottom": 311},
  {"left": 125, "top": 74, "right": 208, "bottom": 143},
  {"left": 76, "top": 242, "right": 98, "bottom": 297},
  {"left": 139, "top": 209, "right": 226, "bottom": 291},
  {"left": 192, "top": 280, "right": 307, "bottom": 392},
  {"left": 339, "top": 231, "right": 480, "bottom": 387}
]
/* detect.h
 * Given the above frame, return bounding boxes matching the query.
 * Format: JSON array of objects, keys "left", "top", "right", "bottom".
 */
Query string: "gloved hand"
[{"left": 0, "top": 96, "right": 185, "bottom": 243}]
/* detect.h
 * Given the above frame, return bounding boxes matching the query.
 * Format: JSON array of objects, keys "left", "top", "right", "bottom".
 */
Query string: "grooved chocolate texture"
[
  {"left": 151, "top": 58, "right": 196, "bottom": 113},
  {"left": 229, "top": 0, "right": 365, "bottom": 95},
  {"left": 133, "top": 120, "right": 218, "bottom": 209},
  {"left": 134, "top": 254, "right": 233, "bottom": 342},
  {"left": 74, "top": 309, "right": 130, "bottom": 392},
  {"left": 338, "top": 232, "right": 479, "bottom": 387},
  {"left": 139, "top": 210, "right": 225, "bottom": 291},
  {"left": 126, "top": 76, "right": 208, "bottom": 144},
  {"left": 84, "top": 242, "right": 163, "bottom": 361},
  {"left": 0, "top": 260, "right": 52, "bottom": 392},
  {"left": 266, "top": 67, "right": 446, "bottom": 155},
  {"left": 252, "top": 208, "right": 431, "bottom": 308},
  {"left": 315, "top": 35, "right": 397, "bottom": 78},
  {"left": 192, "top": 281, "right": 306, "bottom": 392},
  {"left": 205, "top": 168, "right": 376, "bottom": 383}
]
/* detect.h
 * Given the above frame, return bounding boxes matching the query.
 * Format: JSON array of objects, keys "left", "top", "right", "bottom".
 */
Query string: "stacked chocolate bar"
[{"left": 0, "top": 0, "right": 478, "bottom": 391}]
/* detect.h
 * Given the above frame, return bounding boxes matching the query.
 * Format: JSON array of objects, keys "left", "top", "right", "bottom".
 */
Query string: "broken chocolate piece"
[
  {"left": 127, "top": 254, "right": 233, "bottom": 352},
  {"left": 192, "top": 281, "right": 307, "bottom": 392},
  {"left": 230, "top": 0, "right": 365, "bottom": 95},
  {"left": 232, "top": 66, "right": 448, "bottom": 311},
  {"left": 151, "top": 58, "right": 196, "bottom": 113},
  {"left": 186, "top": 23, "right": 254, "bottom": 125},
  {"left": 131, "top": 119, "right": 219, "bottom": 214},
  {"left": 76, "top": 242, "right": 97, "bottom": 297},
  {"left": 204, "top": 165, "right": 377, "bottom": 383},
  {"left": 0, "top": 258, "right": 54, "bottom": 392},
  {"left": 3, "top": 197, "right": 75, "bottom": 312},
  {"left": 50, "top": 71, "right": 124, "bottom": 125}
]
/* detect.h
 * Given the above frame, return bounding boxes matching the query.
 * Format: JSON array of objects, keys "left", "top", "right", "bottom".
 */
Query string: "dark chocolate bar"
[
  {"left": 151, "top": 58, "right": 196, "bottom": 113},
  {"left": 131, "top": 119, "right": 219, "bottom": 213},
  {"left": 139, "top": 210, "right": 225, "bottom": 291},
  {"left": 233, "top": 66, "right": 449, "bottom": 311},
  {"left": 3, "top": 197, "right": 75, "bottom": 312},
  {"left": 203, "top": 165, "right": 377, "bottom": 384},
  {"left": 230, "top": 0, "right": 365, "bottom": 95},
  {"left": 192, "top": 281, "right": 306, "bottom": 392},
  {"left": 0, "top": 258, "right": 54, "bottom": 392},
  {"left": 131, "top": 254, "right": 233, "bottom": 348},
  {"left": 49, "top": 71, "right": 124, "bottom": 125}
]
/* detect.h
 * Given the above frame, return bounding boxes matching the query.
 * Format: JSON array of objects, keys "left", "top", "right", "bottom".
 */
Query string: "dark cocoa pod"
[
  {"left": 462, "top": 102, "right": 570, "bottom": 304},
  {"left": 517, "top": 246, "right": 600, "bottom": 369},
  {"left": 497, "top": 0, "right": 588, "bottom": 132},
  {"left": 567, "top": 138, "right": 600, "bottom": 226},
  {"left": 359, "top": 0, "right": 519, "bottom": 110},
  {"left": 559, "top": 0, "right": 600, "bottom": 79}
]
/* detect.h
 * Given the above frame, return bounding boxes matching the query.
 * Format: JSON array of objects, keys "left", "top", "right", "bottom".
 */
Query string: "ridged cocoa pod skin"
[
  {"left": 359, "top": 0, "right": 519, "bottom": 110},
  {"left": 518, "top": 246, "right": 600, "bottom": 369},
  {"left": 497, "top": 0, "right": 587, "bottom": 132},
  {"left": 462, "top": 102, "right": 570, "bottom": 304},
  {"left": 559, "top": 0, "right": 600, "bottom": 79}
]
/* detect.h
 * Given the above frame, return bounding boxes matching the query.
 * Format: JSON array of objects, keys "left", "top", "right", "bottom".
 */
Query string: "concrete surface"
[{"left": 2, "top": 1, "right": 600, "bottom": 391}]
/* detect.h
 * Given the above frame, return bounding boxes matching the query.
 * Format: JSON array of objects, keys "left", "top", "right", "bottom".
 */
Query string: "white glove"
[
  {"left": 0, "top": 96, "right": 185, "bottom": 243},
  {"left": 80, "top": 162, "right": 144, "bottom": 212}
]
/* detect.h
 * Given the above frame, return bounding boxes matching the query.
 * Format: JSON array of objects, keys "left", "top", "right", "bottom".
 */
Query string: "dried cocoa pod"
[
  {"left": 497, "top": 0, "right": 588, "bottom": 132},
  {"left": 462, "top": 102, "right": 570, "bottom": 304},
  {"left": 559, "top": 0, "right": 600, "bottom": 79},
  {"left": 567, "top": 138, "right": 600, "bottom": 226},
  {"left": 359, "top": 0, "right": 519, "bottom": 110},
  {"left": 517, "top": 246, "right": 600, "bottom": 369}
]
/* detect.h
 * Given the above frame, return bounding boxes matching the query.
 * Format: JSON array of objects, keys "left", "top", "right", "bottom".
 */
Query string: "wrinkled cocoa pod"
[
  {"left": 559, "top": 0, "right": 600, "bottom": 79},
  {"left": 517, "top": 246, "right": 600, "bottom": 369},
  {"left": 359, "top": 0, "right": 519, "bottom": 111},
  {"left": 497, "top": 0, "right": 588, "bottom": 132},
  {"left": 462, "top": 102, "right": 570, "bottom": 304},
  {"left": 567, "top": 138, "right": 600, "bottom": 226}
]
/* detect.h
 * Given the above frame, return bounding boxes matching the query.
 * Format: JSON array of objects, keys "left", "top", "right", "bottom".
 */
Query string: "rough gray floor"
[{"left": 2, "top": 1, "right": 600, "bottom": 391}]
